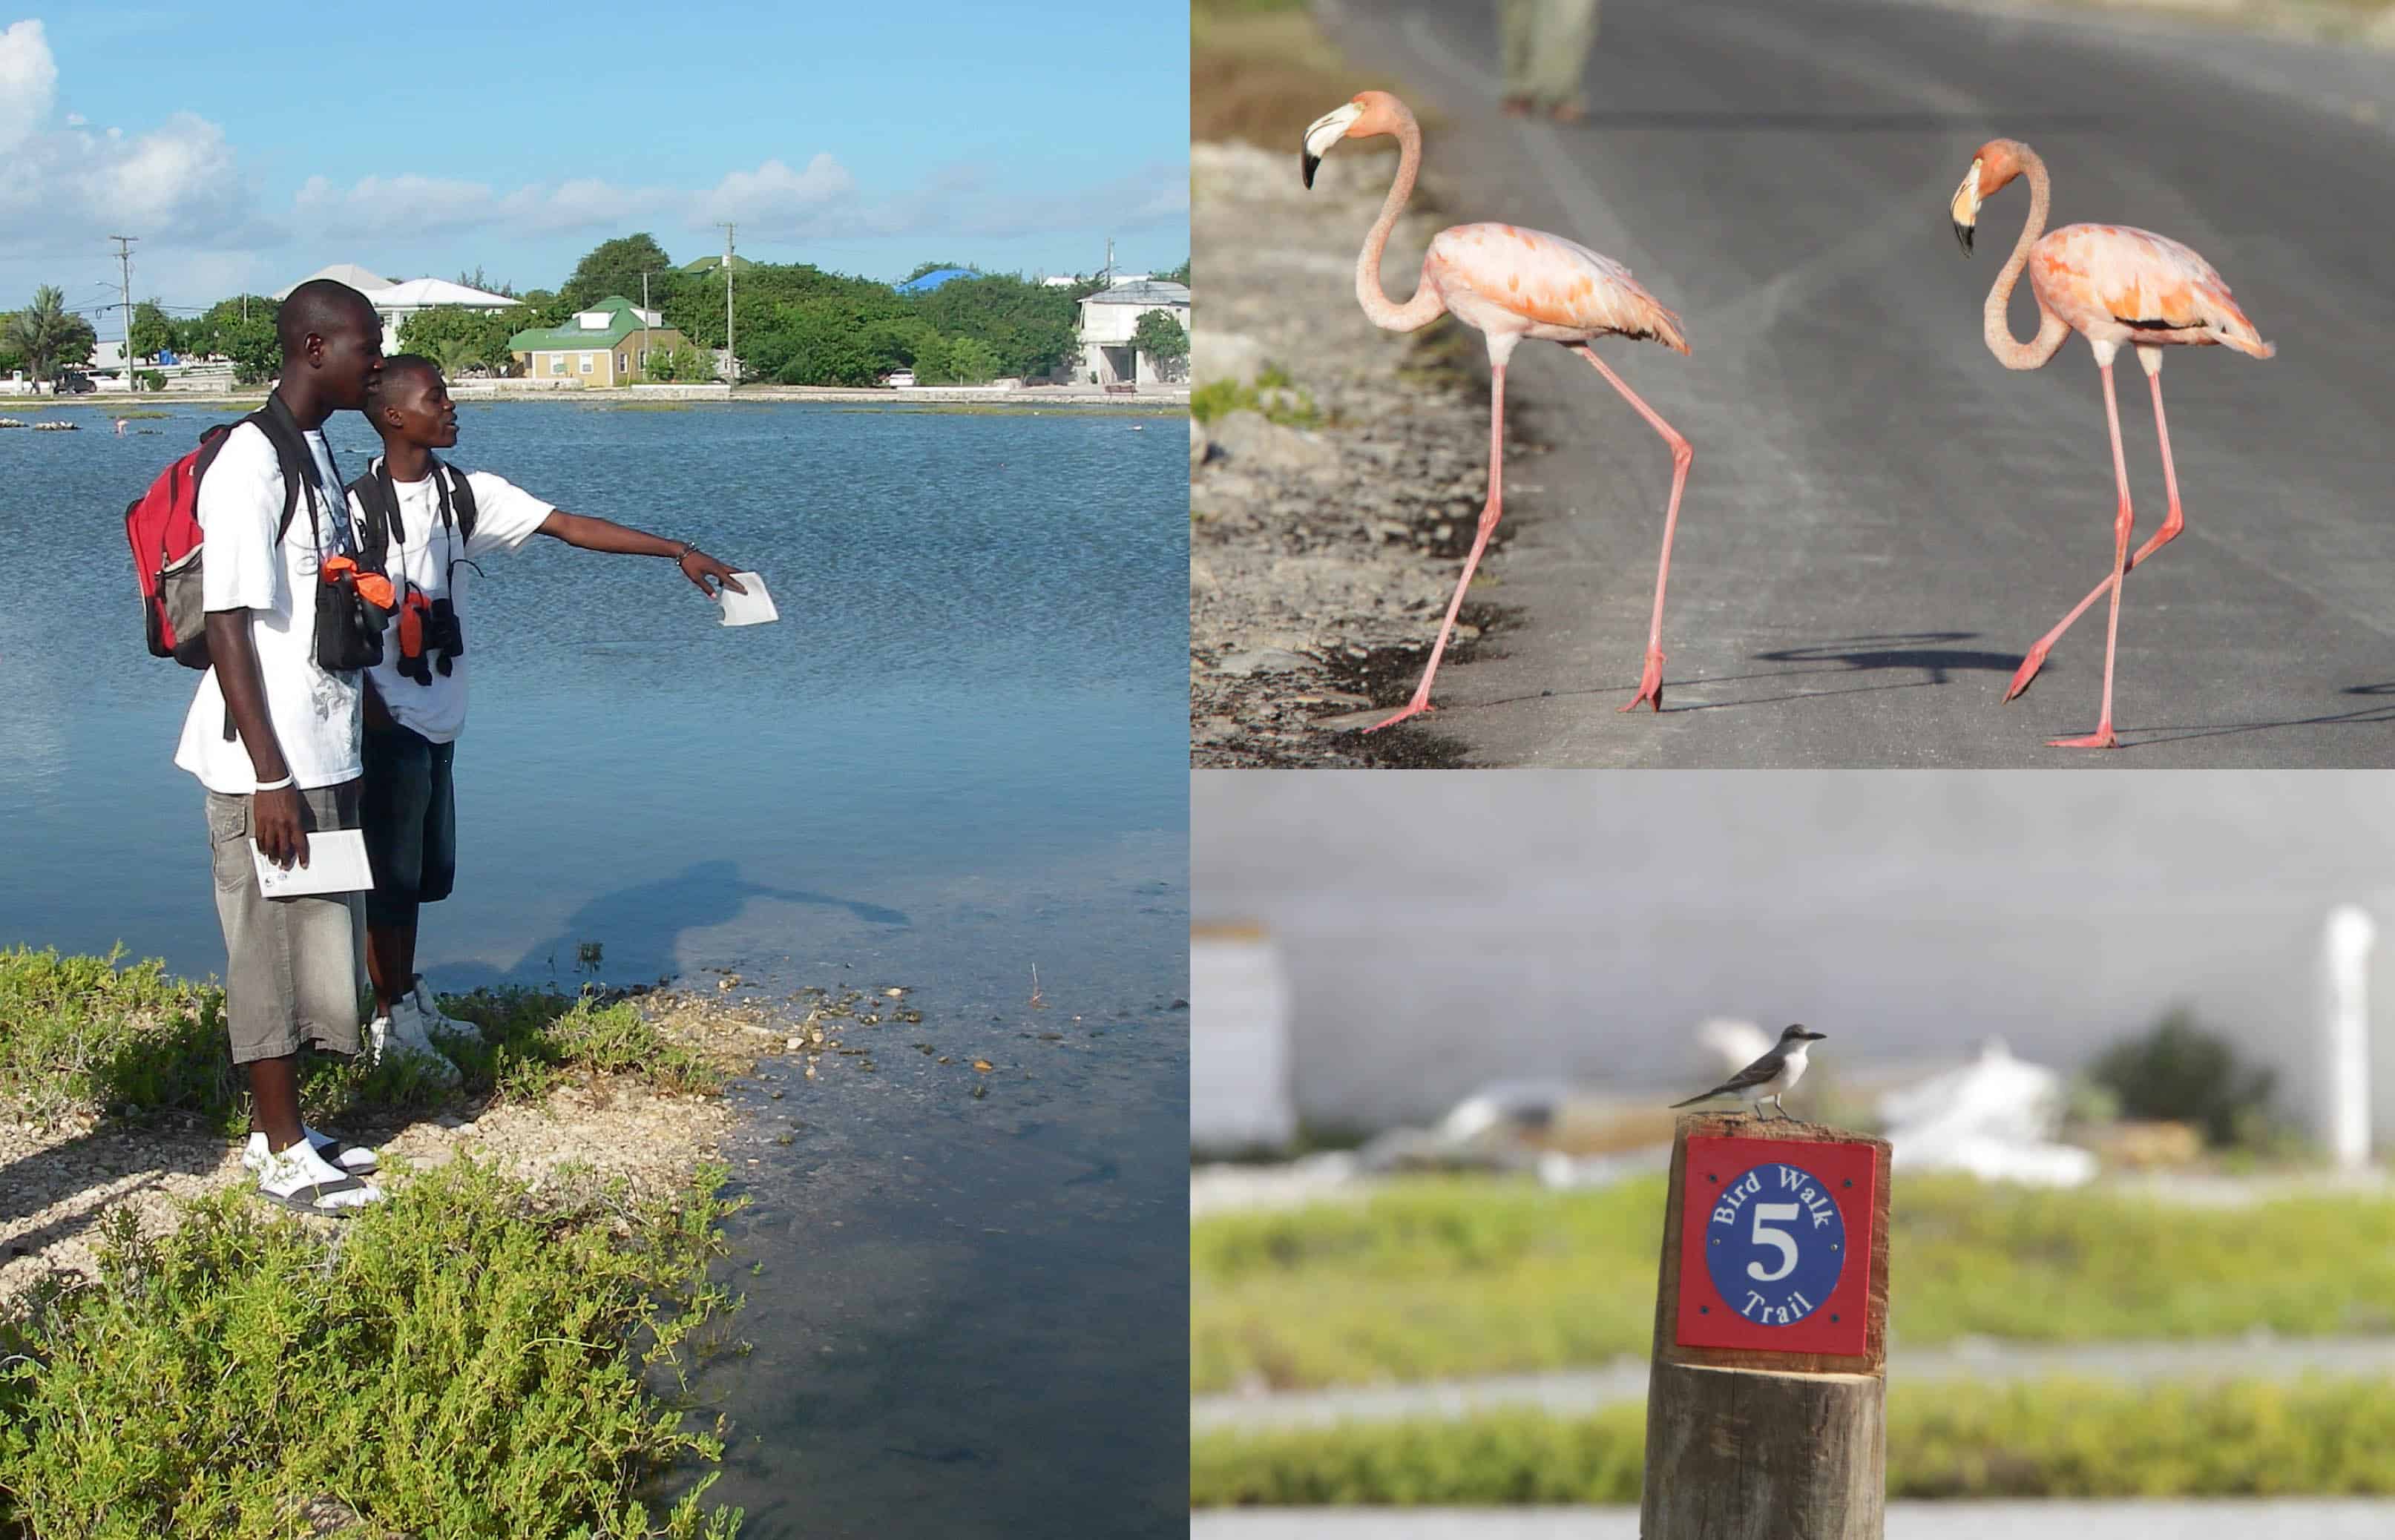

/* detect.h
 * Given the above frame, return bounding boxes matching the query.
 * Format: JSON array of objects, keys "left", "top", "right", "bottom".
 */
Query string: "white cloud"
[
  {"left": 0, "top": 20, "right": 59, "bottom": 154},
  {"left": 0, "top": 21, "right": 267, "bottom": 260}
]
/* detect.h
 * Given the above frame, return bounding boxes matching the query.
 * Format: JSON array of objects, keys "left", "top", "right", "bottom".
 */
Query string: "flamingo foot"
[
  {"left": 2046, "top": 728, "right": 2118, "bottom": 750},
  {"left": 1363, "top": 700, "right": 1433, "bottom": 734},
  {"left": 2003, "top": 644, "right": 2051, "bottom": 702},
  {"left": 1618, "top": 652, "right": 1665, "bottom": 714}
]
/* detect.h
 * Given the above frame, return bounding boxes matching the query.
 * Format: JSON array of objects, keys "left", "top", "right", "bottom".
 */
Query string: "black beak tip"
[
  {"left": 1953, "top": 221, "right": 1974, "bottom": 255},
  {"left": 1301, "top": 151, "right": 1321, "bottom": 191}
]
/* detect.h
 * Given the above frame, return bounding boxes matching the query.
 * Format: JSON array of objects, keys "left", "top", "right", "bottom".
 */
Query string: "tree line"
[{"left": 2, "top": 242, "right": 1190, "bottom": 389}]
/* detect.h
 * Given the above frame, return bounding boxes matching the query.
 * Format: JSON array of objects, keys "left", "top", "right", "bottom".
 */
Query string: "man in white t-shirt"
[
  {"left": 347, "top": 355, "right": 746, "bottom": 1056},
  {"left": 176, "top": 279, "right": 390, "bottom": 1216}
]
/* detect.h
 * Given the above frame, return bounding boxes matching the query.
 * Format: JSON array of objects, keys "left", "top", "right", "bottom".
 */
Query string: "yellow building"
[{"left": 507, "top": 296, "right": 691, "bottom": 385}]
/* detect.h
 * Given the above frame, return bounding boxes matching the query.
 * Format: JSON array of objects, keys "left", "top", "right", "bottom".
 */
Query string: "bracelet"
[
  {"left": 253, "top": 774, "right": 295, "bottom": 792},
  {"left": 674, "top": 542, "right": 697, "bottom": 562}
]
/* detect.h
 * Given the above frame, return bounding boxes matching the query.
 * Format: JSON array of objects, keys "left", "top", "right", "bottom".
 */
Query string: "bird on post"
[
  {"left": 1670, "top": 1024, "right": 1827, "bottom": 1119},
  {"left": 1951, "top": 137, "right": 2273, "bottom": 750},
  {"left": 1301, "top": 89, "right": 1695, "bottom": 728}
]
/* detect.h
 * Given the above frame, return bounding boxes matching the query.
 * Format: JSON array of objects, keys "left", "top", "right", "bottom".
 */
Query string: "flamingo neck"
[
  {"left": 1984, "top": 146, "right": 2071, "bottom": 371},
  {"left": 1356, "top": 111, "right": 1446, "bottom": 334}
]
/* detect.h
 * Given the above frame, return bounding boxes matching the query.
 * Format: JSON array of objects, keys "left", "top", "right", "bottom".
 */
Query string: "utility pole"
[
  {"left": 109, "top": 234, "right": 137, "bottom": 387},
  {"left": 637, "top": 269, "right": 657, "bottom": 380},
  {"left": 715, "top": 223, "right": 736, "bottom": 387}
]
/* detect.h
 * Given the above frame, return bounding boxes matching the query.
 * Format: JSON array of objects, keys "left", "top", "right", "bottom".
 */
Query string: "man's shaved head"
[
  {"left": 272, "top": 278, "right": 383, "bottom": 412},
  {"left": 276, "top": 279, "right": 377, "bottom": 361}
]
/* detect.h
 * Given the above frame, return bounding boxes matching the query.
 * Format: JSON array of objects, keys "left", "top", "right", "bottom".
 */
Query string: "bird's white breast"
[{"left": 1774, "top": 1045, "right": 1809, "bottom": 1092}]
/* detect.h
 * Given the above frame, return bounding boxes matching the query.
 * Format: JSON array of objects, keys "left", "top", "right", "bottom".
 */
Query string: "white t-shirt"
[
  {"left": 352, "top": 459, "right": 553, "bottom": 744},
  {"left": 173, "top": 421, "right": 365, "bottom": 793}
]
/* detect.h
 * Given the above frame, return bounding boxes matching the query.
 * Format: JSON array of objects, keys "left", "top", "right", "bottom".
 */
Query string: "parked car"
[{"left": 53, "top": 370, "right": 95, "bottom": 395}]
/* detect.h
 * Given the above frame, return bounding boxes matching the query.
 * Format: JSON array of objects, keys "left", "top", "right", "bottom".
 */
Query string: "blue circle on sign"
[{"left": 1703, "top": 1161, "right": 1846, "bottom": 1328}]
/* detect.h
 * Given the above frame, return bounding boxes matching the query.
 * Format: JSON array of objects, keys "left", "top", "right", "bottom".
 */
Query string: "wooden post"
[{"left": 1641, "top": 1113, "right": 1892, "bottom": 1540}]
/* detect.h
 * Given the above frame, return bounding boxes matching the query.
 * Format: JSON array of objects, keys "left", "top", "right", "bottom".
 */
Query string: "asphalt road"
[{"left": 1307, "top": 0, "right": 2395, "bottom": 766}]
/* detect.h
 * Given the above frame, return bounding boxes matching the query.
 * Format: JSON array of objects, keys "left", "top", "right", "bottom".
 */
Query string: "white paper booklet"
[
  {"left": 252, "top": 828, "right": 375, "bottom": 897},
  {"left": 717, "top": 573, "right": 780, "bottom": 627}
]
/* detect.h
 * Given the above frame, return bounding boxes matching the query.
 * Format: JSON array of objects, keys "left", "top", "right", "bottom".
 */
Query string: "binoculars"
[{"left": 395, "top": 591, "right": 465, "bottom": 685}]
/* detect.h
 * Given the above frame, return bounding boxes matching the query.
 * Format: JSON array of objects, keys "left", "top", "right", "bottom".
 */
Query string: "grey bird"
[{"left": 1669, "top": 1024, "right": 1827, "bottom": 1119}]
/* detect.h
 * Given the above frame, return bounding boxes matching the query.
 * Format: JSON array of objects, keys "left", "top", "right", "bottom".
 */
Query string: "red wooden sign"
[{"left": 1673, "top": 1133, "right": 1876, "bottom": 1356}]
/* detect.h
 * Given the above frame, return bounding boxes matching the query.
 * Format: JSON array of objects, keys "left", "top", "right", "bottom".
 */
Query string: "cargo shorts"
[{"left": 206, "top": 780, "right": 365, "bottom": 1064}]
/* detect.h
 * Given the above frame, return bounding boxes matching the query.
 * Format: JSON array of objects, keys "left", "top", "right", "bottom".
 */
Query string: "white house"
[
  {"left": 1076, "top": 277, "right": 1190, "bottom": 386},
  {"left": 271, "top": 264, "right": 522, "bottom": 355}
]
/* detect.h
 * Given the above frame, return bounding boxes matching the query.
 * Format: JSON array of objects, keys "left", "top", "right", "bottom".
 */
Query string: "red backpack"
[{"left": 125, "top": 404, "right": 306, "bottom": 668}]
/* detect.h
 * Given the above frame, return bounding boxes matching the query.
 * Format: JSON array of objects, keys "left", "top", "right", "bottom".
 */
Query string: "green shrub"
[
  {"left": 2092, "top": 1007, "right": 2277, "bottom": 1146},
  {"left": 0, "top": 1158, "right": 745, "bottom": 1537}
]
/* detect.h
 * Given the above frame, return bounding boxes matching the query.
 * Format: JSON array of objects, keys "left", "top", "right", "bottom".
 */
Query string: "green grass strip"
[
  {"left": 1192, "top": 1174, "right": 2395, "bottom": 1392},
  {"left": 1192, "top": 1378, "right": 2395, "bottom": 1507}
]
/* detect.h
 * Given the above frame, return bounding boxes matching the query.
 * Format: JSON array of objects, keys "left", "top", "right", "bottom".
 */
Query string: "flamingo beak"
[
  {"left": 1301, "top": 102, "right": 1364, "bottom": 191},
  {"left": 1950, "top": 160, "right": 1982, "bottom": 256}
]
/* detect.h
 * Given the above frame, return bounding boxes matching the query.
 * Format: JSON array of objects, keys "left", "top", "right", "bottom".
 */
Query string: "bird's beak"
[
  {"left": 1803, "top": 1030, "right": 1828, "bottom": 1041},
  {"left": 1301, "top": 102, "right": 1364, "bottom": 191},
  {"left": 1950, "top": 159, "right": 1982, "bottom": 256}
]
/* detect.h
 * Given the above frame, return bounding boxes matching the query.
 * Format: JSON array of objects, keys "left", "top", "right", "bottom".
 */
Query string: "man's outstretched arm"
[{"left": 535, "top": 510, "right": 747, "bottom": 597}]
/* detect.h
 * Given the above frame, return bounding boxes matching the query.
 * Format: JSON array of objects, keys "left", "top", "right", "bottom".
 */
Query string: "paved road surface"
[
  {"left": 1192, "top": 1500, "right": 2395, "bottom": 1539},
  {"left": 1308, "top": 0, "right": 2395, "bottom": 765}
]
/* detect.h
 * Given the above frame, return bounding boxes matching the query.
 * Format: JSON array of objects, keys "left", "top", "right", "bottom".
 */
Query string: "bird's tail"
[{"left": 1669, "top": 1089, "right": 1720, "bottom": 1109}]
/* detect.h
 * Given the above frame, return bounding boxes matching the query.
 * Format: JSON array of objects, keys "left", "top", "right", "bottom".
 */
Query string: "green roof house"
[{"left": 507, "top": 296, "right": 692, "bottom": 386}]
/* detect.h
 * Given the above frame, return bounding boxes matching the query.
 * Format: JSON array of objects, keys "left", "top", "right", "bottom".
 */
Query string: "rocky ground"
[
  {"left": 1190, "top": 139, "right": 1533, "bottom": 770},
  {"left": 0, "top": 987, "right": 817, "bottom": 1312}
]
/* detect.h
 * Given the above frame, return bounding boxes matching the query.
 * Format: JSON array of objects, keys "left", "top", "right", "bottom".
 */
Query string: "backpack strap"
[
  {"left": 349, "top": 458, "right": 403, "bottom": 577},
  {"left": 422, "top": 455, "right": 479, "bottom": 548}
]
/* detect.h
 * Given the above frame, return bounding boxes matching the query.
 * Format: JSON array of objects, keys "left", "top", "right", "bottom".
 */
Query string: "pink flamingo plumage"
[
  {"left": 1952, "top": 137, "right": 2274, "bottom": 749},
  {"left": 1302, "top": 90, "right": 1694, "bottom": 728}
]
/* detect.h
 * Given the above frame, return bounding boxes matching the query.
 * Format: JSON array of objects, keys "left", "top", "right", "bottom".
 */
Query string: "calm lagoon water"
[{"left": 0, "top": 398, "right": 1189, "bottom": 1536}]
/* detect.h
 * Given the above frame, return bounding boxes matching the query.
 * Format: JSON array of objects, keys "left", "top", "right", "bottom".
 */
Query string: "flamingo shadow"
[
  {"left": 1750, "top": 634, "right": 2024, "bottom": 684},
  {"left": 2107, "top": 681, "right": 2395, "bottom": 750},
  {"left": 1551, "top": 110, "right": 2119, "bottom": 134}
]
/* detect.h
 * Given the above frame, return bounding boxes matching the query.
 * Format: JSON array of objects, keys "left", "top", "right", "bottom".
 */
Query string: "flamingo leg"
[
  {"left": 2048, "top": 360, "right": 2134, "bottom": 749},
  {"left": 1367, "top": 363, "right": 1506, "bottom": 732},
  {"left": 1571, "top": 344, "right": 1693, "bottom": 712},
  {"left": 2005, "top": 349, "right": 2184, "bottom": 700}
]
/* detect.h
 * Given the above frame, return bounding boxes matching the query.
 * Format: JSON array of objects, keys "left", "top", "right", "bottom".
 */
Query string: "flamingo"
[
  {"left": 1301, "top": 90, "right": 1694, "bottom": 726},
  {"left": 1951, "top": 137, "right": 2273, "bottom": 748}
]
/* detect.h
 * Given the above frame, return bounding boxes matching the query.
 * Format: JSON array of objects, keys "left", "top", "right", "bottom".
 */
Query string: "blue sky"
[{"left": 1, "top": 2, "right": 1189, "bottom": 323}]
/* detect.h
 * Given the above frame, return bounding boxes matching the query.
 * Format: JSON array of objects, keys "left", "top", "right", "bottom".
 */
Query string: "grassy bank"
[
  {"left": 0, "top": 948, "right": 748, "bottom": 1537},
  {"left": 0, "top": 945, "right": 725, "bottom": 1134},
  {"left": 1192, "top": 1174, "right": 2395, "bottom": 1392},
  {"left": 1191, "top": 1378, "right": 2395, "bottom": 1506}
]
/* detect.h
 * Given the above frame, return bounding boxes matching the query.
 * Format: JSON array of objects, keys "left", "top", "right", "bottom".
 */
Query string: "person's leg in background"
[
  {"left": 1497, "top": 0, "right": 1540, "bottom": 116},
  {"left": 1534, "top": 0, "right": 1601, "bottom": 123}
]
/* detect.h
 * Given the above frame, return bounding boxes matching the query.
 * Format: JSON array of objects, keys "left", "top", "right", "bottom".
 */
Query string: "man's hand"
[
  {"left": 677, "top": 550, "right": 747, "bottom": 599},
  {"left": 252, "top": 784, "right": 309, "bottom": 869}
]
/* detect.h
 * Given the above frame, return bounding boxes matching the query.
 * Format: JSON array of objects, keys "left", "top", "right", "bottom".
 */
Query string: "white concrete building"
[
  {"left": 1076, "top": 277, "right": 1190, "bottom": 386},
  {"left": 271, "top": 264, "right": 521, "bottom": 355}
]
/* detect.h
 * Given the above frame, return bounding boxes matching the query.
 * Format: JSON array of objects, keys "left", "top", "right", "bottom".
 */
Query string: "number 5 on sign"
[
  {"left": 1747, "top": 1203, "right": 1800, "bottom": 1282},
  {"left": 1674, "top": 1133, "right": 1876, "bottom": 1356}
]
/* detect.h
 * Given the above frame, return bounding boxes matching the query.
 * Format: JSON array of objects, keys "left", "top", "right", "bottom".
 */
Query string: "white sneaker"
[
  {"left": 242, "top": 1126, "right": 378, "bottom": 1177},
  {"left": 369, "top": 997, "right": 461, "bottom": 1082},
  {"left": 409, "top": 975, "right": 483, "bottom": 1044},
  {"left": 256, "top": 1137, "right": 383, "bottom": 1214}
]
